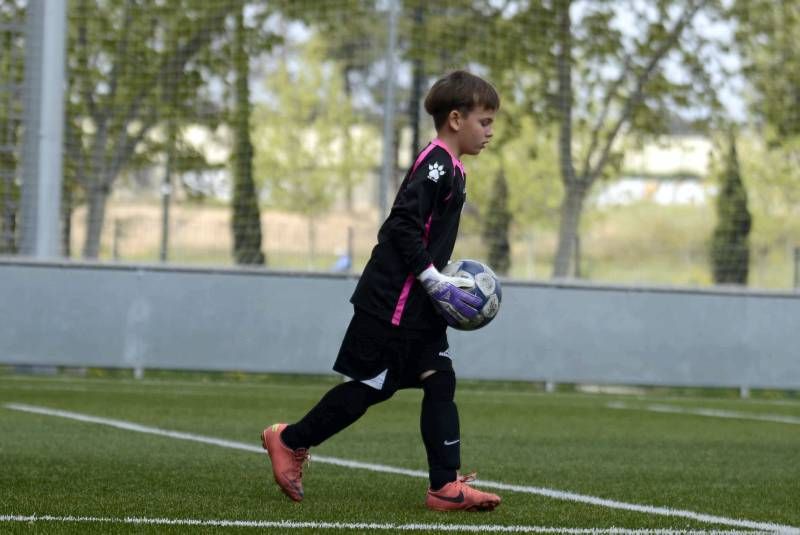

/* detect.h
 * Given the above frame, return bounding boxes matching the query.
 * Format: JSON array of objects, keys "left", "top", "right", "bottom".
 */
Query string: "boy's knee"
[
  {"left": 354, "top": 380, "right": 395, "bottom": 406},
  {"left": 422, "top": 370, "right": 456, "bottom": 402},
  {"left": 330, "top": 381, "right": 394, "bottom": 418}
]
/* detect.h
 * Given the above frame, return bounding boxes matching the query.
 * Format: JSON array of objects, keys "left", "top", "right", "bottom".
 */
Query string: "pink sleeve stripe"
[
  {"left": 391, "top": 274, "right": 416, "bottom": 326},
  {"left": 391, "top": 213, "right": 434, "bottom": 326},
  {"left": 411, "top": 143, "right": 437, "bottom": 175},
  {"left": 422, "top": 213, "right": 433, "bottom": 246}
]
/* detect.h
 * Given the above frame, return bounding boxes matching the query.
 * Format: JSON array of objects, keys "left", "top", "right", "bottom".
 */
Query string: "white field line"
[
  {"left": 606, "top": 402, "right": 800, "bottom": 425},
  {"left": 3, "top": 403, "right": 798, "bottom": 535},
  {"left": 0, "top": 515, "right": 773, "bottom": 534}
]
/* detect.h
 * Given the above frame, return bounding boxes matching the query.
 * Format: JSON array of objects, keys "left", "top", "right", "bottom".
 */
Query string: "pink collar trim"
[{"left": 431, "top": 138, "right": 465, "bottom": 175}]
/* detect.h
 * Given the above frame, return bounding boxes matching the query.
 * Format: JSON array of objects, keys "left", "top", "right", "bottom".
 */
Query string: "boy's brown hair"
[{"left": 424, "top": 70, "right": 500, "bottom": 130}]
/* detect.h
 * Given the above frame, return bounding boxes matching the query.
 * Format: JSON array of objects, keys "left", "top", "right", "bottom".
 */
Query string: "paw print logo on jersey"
[{"left": 427, "top": 162, "right": 445, "bottom": 183}]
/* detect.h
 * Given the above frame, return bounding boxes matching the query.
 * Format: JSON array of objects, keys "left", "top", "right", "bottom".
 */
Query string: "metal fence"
[{"left": 3, "top": 0, "right": 800, "bottom": 289}]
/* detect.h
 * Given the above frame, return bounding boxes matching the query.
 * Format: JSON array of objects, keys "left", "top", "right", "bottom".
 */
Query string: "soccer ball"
[{"left": 441, "top": 259, "right": 502, "bottom": 331}]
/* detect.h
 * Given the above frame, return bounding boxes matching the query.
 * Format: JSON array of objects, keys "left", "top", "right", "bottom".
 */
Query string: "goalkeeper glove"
[{"left": 418, "top": 264, "right": 481, "bottom": 326}]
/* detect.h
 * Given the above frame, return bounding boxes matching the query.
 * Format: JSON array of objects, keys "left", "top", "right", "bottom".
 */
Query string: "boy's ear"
[{"left": 446, "top": 110, "right": 462, "bottom": 132}]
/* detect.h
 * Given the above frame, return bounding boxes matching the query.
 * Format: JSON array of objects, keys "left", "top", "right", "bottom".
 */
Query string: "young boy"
[{"left": 262, "top": 70, "right": 501, "bottom": 511}]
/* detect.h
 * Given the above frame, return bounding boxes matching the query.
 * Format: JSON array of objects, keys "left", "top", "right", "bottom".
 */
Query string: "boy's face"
[
  {"left": 451, "top": 106, "right": 496, "bottom": 156},
  {"left": 450, "top": 106, "right": 497, "bottom": 155}
]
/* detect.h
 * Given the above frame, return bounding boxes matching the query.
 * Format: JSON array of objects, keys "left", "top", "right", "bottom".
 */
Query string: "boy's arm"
[{"left": 384, "top": 159, "right": 452, "bottom": 275}]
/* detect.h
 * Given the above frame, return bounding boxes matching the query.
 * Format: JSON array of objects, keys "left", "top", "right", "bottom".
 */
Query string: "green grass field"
[{"left": 1, "top": 372, "right": 798, "bottom": 534}]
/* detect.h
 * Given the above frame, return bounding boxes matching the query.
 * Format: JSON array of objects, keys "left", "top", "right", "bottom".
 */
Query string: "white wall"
[{"left": 1, "top": 260, "right": 798, "bottom": 389}]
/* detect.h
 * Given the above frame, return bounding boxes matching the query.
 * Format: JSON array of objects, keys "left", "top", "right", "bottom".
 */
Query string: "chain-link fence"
[{"left": 3, "top": 0, "right": 799, "bottom": 289}]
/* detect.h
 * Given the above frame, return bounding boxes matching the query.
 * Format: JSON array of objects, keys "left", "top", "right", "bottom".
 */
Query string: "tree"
[
  {"left": 732, "top": 0, "right": 800, "bottom": 142},
  {"left": 729, "top": 1, "right": 798, "bottom": 285},
  {"left": 270, "top": 0, "right": 387, "bottom": 210},
  {"left": 252, "top": 37, "right": 379, "bottom": 267},
  {"left": 230, "top": 7, "right": 264, "bottom": 265},
  {"left": 735, "top": 135, "right": 800, "bottom": 221},
  {"left": 482, "top": 169, "right": 512, "bottom": 275},
  {"left": 550, "top": 0, "right": 719, "bottom": 277},
  {"left": 65, "top": 0, "right": 246, "bottom": 258},
  {"left": 273, "top": 0, "right": 525, "bottom": 195},
  {"left": 711, "top": 133, "right": 751, "bottom": 284},
  {"left": 466, "top": 101, "right": 564, "bottom": 279}
]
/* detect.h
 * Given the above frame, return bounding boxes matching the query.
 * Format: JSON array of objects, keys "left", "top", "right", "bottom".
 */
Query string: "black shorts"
[{"left": 333, "top": 307, "right": 453, "bottom": 391}]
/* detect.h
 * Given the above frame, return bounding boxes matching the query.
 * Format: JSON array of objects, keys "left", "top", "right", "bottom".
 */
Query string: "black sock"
[
  {"left": 281, "top": 380, "right": 394, "bottom": 450},
  {"left": 420, "top": 371, "right": 460, "bottom": 490}
]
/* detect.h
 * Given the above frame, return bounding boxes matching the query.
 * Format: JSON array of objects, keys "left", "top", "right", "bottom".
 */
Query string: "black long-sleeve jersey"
[{"left": 351, "top": 139, "right": 467, "bottom": 330}]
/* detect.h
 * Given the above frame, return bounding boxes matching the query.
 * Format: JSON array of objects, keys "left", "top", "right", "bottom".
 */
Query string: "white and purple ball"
[{"left": 441, "top": 259, "right": 502, "bottom": 331}]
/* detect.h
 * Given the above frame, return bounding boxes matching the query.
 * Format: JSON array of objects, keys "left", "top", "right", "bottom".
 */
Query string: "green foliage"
[
  {"left": 710, "top": 134, "right": 751, "bottom": 284},
  {"left": 468, "top": 113, "right": 563, "bottom": 232},
  {"left": 736, "top": 135, "right": 800, "bottom": 221},
  {"left": 253, "top": 37, "right": 379, "bottom": 217},
  {"left": 64, "top": 0, "right": 272, "bottom": 257},
  {"left": 66, "top": 0, "right": 234, "bottom": 174},
  {"left": 482, "top": 170, "right": 512, "bottom": 275},
  {"left": 726, "top": 131, "right": 800, "bottom": 287},
  {"left": 733, "top": 0, "right": 800, "bottom": 141},
  {"left": 252, "top": 36, "right": 379, "bottom": 265},
  {"left": 547, "top": 0, "right": 724, "bottom": 277}
]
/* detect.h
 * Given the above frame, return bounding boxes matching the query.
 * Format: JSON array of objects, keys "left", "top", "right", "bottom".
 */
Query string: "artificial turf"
[{"left": 1, "top": 372, "right": 798, "bottom": 533}]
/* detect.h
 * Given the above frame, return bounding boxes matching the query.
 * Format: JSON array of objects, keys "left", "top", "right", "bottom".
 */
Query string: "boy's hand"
[{"left": 418, "top": 265, "right": 481, "bottom": 326}]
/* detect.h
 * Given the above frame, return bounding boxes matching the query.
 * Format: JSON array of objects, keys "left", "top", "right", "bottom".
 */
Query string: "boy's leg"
[
  {"left": 282, "top": 380, "right": 394, "bottom": 449},
  {"left": 420, "top": 370, "right": 501, "bottom": 511},
  {"left": 419, "top": 370, "right": 460, "bottom": 490},
  {"left": 262, "top": 380, "right": 393, "bottom": 502}
]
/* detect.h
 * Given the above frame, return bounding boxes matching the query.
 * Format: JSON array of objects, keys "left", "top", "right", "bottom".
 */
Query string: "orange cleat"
[
  {"left": 261, "top": 423, "right": 309, "bottom": 502},
  {"left": 425, "top": 473, "right": 501, "bottom": 512}
]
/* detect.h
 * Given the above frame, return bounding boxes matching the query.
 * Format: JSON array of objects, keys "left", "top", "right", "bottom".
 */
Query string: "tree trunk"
[
  {"left": 82, "top": 110, "right": 110, "bottom": 258},
  {"left": 552, "top": 0, "right": 580, "bottom": 278},
  {"left": 341, "top": 65, "right": 355, "bottom": 212},
  {"left": 83, "top": 182, "right": 108, "bottom": 259},
  {"left": 307, "top": 215, "right": 316, "bottom": 270},
  {"left": 231, "top": 7, "right": 265, "bottom": 265},
  {"left": 392, "top": 123, "right": 402, "bottom": 192},
  {"left": 342, "top": 121, "right": 354, "bottom": 212},
  {"left": 552, "top": 185, "right": 586, "bottom": 278},
  {"left": 159, "top": 21, "right": 180, "bottom": 263},
  {"left": 0, "top": 139, "right": 18, "bottom": 254},
  {"left": 0, "top": 170, "right": 17, "bottom": 254},
  {"left": 408, "top": 4, "right": 426, "bottom": 158},
  {"left": 61, "top": 181, "right": 72, "bottom": 257},
  {"left": 483, "top": 168, "right": 512, "bottom": 275},
  {"left": 550, "top": 0, "right": 704, "bottom": 278}
]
